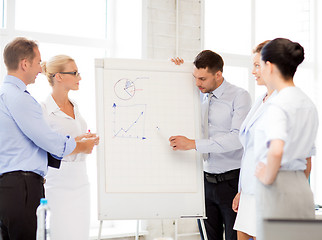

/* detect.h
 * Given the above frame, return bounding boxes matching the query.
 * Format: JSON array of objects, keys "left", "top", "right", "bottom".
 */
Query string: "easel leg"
[
  {"left": 136, "top": 220, "right": 140, "bottom": 240},
  {"left": 98, "top": 220, "right": 103, "bottom": 240},
  {"left": 200, "top": 219, "right": 208, "bottom": 240},
  {"left": 174, "top": 219, "right": 178, "bottom": 240}
]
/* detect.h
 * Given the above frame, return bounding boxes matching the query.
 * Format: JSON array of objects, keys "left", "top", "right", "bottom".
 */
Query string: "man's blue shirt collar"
[
  {"left": 211, "top": 78, "right": 227, "bottom": 98},
  {"left": 4, "top": 75, "right": 27, "bottom": 92}
]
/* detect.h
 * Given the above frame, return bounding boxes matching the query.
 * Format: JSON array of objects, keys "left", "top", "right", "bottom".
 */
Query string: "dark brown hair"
[{"left": 193, "top": 50, "right": 224, "bottom": 74}]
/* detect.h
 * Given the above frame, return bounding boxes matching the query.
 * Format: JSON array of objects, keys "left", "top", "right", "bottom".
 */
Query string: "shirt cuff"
[
  {"left": 61, "top": 135, "right": 76, "bottom": 157},
  {"left": 48, "top": 136, "right": 76, "bottom": 159},
  {"left": 195, "top": 139, "right": 209, "bottom": 153},
  {"left": 49, "top": 154, "right": 62, "bottom": 160},
  {"left": 309, "top": 146, "right": 316, "bottom": 157}
]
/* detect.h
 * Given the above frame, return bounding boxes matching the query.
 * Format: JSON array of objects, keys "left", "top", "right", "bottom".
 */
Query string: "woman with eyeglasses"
[
  {"left": 254, "top": 38, "right": 318, "bottom": 239},
  {"left": 41, "top": 55, "right": 99, "bottom": 240}
]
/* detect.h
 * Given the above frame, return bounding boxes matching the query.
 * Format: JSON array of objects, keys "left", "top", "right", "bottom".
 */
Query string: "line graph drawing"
[
  {"left": 112, "top": 103, "right": 147, "bottom": 140},
  {"left": 113, "top": 77, "right": 148, "bottom": 100}
]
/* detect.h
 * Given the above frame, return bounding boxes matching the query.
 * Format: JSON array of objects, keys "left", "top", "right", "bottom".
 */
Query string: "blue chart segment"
[{"left": 112, "top": 103, "right": 147, "bottom": 140}]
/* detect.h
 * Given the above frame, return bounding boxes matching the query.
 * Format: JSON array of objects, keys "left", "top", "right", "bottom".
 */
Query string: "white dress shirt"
[
  {"left": 195, "top": 79, "right": 252, "bottom": 173},
  {"left": 238, "top": 91, "right": 277, "bottom": 194},
  {"left": 41, "top": 95, "right": 90, "bottom": 240},
  {"left": 254, "top": 87, "right": 318, "bottom": 171}
]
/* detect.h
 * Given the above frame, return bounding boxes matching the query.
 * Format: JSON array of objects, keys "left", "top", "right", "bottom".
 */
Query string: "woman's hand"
[
  {"left": 75, "top": 133, "right": 99, "bottom": 145},
  {"left": 70, "top": 134, "right": 100, "bottom": 155},
  {"left": 232, "top": 192, "right": 241, "bottom": 213},
  {"left": 76, "top": 136, "right": 100, "bottom": 154},
  {"left": 255, "top": 139, "right": 284, "bottom": 185},
  {"left": 255, "top": 162, "right": 268, "bottom": 184}
]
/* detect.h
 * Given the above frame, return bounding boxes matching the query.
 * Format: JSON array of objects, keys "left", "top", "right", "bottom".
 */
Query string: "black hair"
[
  {"left": 261, "top": 38, "right": 304, "bottom": 79},
  {"left": 193, "top": 50, "right": 224, "bottom": 74}
]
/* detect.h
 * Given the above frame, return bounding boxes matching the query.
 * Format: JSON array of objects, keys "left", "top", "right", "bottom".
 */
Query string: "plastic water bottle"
[{"left": 36, "top": 198, "right": 51, "bottom": 240}]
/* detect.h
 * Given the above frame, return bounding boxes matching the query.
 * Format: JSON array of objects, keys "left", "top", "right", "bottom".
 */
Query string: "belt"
[
  {"left": 205, "top": 169, "right": 240, "bottom": 184},
  {"left": 0, "top": 171, "right": 46, "bottom": 184}
]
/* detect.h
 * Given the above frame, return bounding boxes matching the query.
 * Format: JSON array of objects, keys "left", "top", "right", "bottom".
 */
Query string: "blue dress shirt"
[
  {"left": 195, "top": 79, "right": 252, "bottom": 174},
  {"left": 0, "top": 75, "right": 76, "bottom": 177}
]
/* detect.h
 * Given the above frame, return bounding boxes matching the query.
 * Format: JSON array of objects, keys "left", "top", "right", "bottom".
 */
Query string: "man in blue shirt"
[
  {"left": 170, "top": 51, "right": 252, "bottom": 240},
  {"left": 0, "top": 37, "right": 98, "bottom": 240}
]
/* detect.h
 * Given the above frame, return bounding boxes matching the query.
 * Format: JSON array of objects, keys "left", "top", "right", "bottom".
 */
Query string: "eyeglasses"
[{"left": 53, "top": 71, "right": 80, "bottom": 77}]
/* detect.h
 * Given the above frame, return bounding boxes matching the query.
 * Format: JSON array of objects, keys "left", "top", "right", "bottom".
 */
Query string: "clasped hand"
[{"left": 75, "top": 132, "right": 100, "bottom": 154}]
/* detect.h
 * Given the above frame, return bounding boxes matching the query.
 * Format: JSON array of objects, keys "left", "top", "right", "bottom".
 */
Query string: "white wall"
[
  {"left": 140, "top": 1, "right": 202, "bottom": 239},
  {"left": 145, "top": 0, "right": 202, "bottom": 60},
  {"left": 310, "top": 0, "right": 322, "bottom": 205}
]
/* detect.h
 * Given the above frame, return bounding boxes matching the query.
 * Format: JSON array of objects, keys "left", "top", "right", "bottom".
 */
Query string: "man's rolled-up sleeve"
[{"left": 7, "top": 93, "right": 76, "bottom": 157}]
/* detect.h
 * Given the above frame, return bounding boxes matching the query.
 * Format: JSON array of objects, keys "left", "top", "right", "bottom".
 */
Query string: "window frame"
[
  {"left": 0, "top": 0, "right": 145, "bottom": 238},
  {"left": 201, "top": 0, "right": 321, "bottom": 204}
]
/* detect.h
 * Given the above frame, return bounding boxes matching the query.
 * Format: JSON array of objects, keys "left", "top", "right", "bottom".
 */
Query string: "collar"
[
  {"left": 211, "top": 78, "right": 227, "bottom": 98},
  {"left": 44, "top": 95, "right": 77, "bottom": 116},
  {"left": 3, "top": 75, "right": 27, "bottom": 92},
  {"left": 44, "top": 95, "right": 60, "bottom": 115}
]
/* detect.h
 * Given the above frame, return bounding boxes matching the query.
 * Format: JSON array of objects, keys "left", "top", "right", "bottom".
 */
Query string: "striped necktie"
[{"left": 203, "top": 92, "right": 213, "bottom": 160}]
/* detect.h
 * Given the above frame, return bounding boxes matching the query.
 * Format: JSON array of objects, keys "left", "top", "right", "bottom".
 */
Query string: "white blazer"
[{"left": 238, "top": 91, "right": 277, "bottom": 194}]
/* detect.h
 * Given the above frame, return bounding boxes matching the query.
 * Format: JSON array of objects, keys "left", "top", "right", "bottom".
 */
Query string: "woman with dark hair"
[{"left": 254, "top": 38, "right": 318, "bottom": 238}]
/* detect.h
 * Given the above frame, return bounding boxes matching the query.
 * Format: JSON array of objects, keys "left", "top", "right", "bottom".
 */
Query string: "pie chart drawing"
[{"left": 114, "top": 78, "right": 136, "bottom": 100}]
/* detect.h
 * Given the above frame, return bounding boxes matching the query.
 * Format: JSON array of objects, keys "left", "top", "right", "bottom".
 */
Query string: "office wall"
[
  {"left": 145, "top": 0, "right": 202, "bottom": 60},
  {"left": 142, "top": 0, "right": 202, "bottom": 239},
  {"left": 311, "top": 0, "right": 322, "bottom": 205}
]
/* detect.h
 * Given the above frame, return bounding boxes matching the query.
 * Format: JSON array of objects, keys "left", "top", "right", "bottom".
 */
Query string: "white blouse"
[
  {"left": 41, "top": 95, "right": 87, "bottom": 162},
  {"left": 254, "top": 87, "right": 318, "bottom": 171},
  {"left": 41, "top": 95, "right": 88, "bottom": 188},
  {"left": 41, "top": 95, "right": 90, "bottom": 240}
]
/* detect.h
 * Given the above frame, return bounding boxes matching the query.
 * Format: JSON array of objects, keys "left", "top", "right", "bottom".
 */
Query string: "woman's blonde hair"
[{"left": 41, "top": 55, "right": 75, "bottom": 86}]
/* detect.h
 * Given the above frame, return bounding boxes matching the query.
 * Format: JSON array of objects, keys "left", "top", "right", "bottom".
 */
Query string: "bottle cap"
[{"left": 40, "top": 198, "right": 48, "bottom": 205}]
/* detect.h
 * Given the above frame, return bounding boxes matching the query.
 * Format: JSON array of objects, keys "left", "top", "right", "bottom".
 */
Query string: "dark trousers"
[
  {"left": 199, "top": 172, "right": 239, "bottom": 240},
  {"left": 0, "top": 171, "right": 45, "bottom": 240}
]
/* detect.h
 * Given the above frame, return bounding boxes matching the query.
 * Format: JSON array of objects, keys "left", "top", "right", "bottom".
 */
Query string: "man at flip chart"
[{"left": 170, "top": 50, "right": 251, "bottom": 240}]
